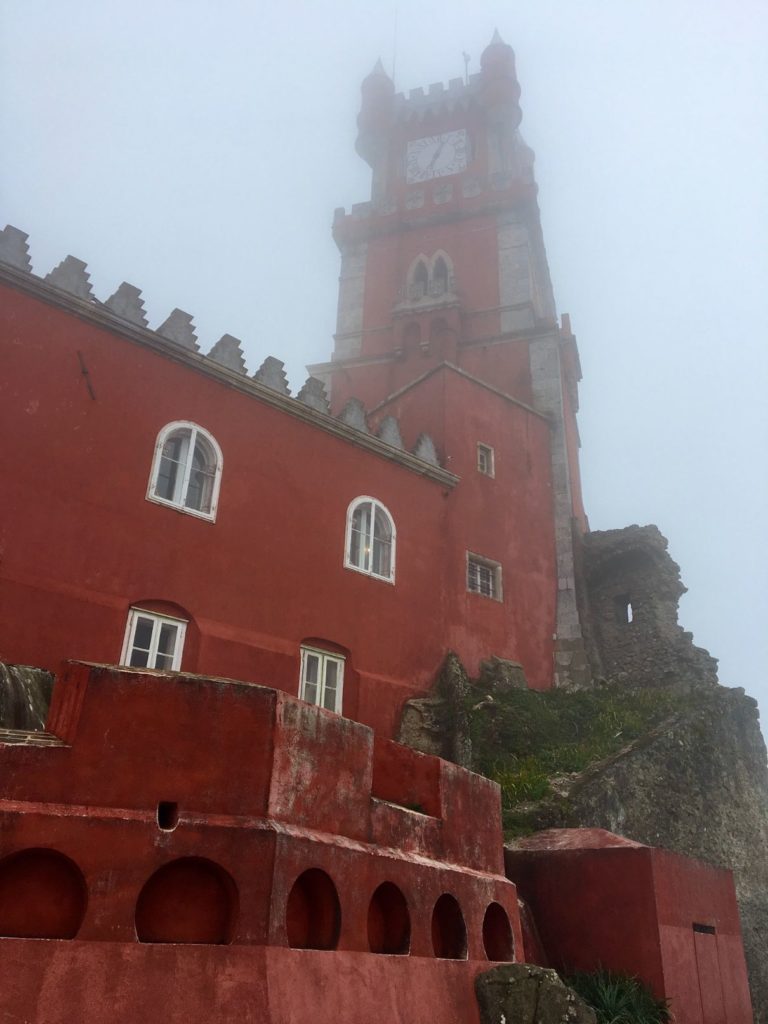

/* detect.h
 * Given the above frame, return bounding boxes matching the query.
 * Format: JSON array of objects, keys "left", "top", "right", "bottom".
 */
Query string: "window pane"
[
  {"left": 129, "top": 648, "right": 149, "bottom": 668},
  {"left": 186, "top": 442, "right": 215, "bottom": 512},
  {"left": 322, "top": 660, "right": 339, "bottom": 712},
  {"left": 350, "top": 504, "right": 372, "bottom": 571},
  {"left": 372, "top": 536, "right": 391, "bottom": 578},
  {"left": 156, "top": 623, "right": 178, "bottom": 660},
  {"left": 132, "top": 616, "right": 154, "bottom": 652},
  {"left": 154, "top": 652, "right": 174, "bottom": 671},
  {"left": 155, "top": 435, "right": 186, "bottom": 501},
  {"left": 303, "top": 654, "right": 320, "bottom": 705}
]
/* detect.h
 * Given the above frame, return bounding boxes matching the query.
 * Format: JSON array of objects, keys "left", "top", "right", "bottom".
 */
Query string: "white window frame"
[
  {"left": 477, "top": 443, "right": 495, "bottom": 478},
  {"left": 146, "top": 420, "right": 223, "bottom": 522},
  {"left": 466, "top": 552, "right": 503, "bottom": 602},
  {"left": 299, "top": 646, "right": 345, "bottom": 714},
  {"left": 344, "top": 496, "right": 396, "bottom": 584},
  {"left": 120, "top": 608, "right": 187, "bottom": 671}
]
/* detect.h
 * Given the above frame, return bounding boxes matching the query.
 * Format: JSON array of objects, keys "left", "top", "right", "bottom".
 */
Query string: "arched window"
[
  {"left": 432, "top": 256, "right": 449, "bottom": 295},
  {"left": 147, "top": 421, "right": 223, "bottom": 520},
  {"left": 345, "top": 497, "right": 396, "bottom": 583},
  {"left": 411, "top": 261, "right": 429, "bottom": 300}
]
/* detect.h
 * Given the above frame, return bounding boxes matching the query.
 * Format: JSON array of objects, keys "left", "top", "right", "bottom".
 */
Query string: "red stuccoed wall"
[
  {"left": 505, "top": 836, "right": 753, "bottom": 1024},
  {"left": 0, "top": 271, "right": 561, "bottom": 734}
]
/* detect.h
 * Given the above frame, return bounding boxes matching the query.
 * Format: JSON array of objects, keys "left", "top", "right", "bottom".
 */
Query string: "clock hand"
[{"left": 428, "top": 141, "right": 445, "bottom": 169}]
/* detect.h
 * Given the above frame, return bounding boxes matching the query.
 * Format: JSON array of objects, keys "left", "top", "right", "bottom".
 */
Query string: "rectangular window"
[
  {"left": 477, "top": 443, "right": 495, "bottom": 478},
  {"left": 121, "top": 609, "right": 187, "bottom": 671},
  {"left": 299, "top": 647, "right": 345, "bottom": 714},
  {"left": 467, "top": 554, "right": 502, "bottom": 601}
]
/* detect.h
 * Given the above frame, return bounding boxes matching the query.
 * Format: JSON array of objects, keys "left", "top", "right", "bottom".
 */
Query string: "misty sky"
[{"left": 2, "top": 2, "right": 767, "bottom": 729}]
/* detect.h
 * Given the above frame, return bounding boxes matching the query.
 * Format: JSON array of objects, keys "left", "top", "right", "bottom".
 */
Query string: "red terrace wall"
[
  {"left": 505, "top": 843, "right": 753, "bottom": 1024},
  {"left": 0, "top": 665, "right": 522, "bottom": 1024},
  {"left": 0, "top": 944, "right": 489, "bottom": 1024}
]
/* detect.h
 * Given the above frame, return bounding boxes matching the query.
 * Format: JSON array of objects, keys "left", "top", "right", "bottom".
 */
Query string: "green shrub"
[{"left": 566, "top": 969, "right": 671, "bottom": 1024}]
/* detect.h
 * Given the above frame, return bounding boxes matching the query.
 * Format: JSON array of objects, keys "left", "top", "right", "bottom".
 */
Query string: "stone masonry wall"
[{"left": 580, "top": 525, "right": 718, "bottom": 690}]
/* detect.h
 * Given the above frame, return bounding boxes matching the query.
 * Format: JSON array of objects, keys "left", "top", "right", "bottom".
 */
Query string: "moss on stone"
[{"left": 467, "top": 683, "right": 689, "bottom": 838}]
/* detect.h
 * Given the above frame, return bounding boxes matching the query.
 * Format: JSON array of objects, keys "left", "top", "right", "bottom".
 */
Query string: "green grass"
[
  {"left": 467, "top": 684, "right": 686, "bottom": 832},
  {"left": 566, "top": 969, "right": 671, "bottom": 1024}
]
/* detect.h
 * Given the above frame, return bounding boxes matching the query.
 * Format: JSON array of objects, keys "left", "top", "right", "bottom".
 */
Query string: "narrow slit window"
[{"left": 477, "top": 443, "right": 495, "bottom": 477}]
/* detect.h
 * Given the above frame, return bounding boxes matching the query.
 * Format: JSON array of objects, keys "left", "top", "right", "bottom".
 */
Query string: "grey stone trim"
[
  {"left": 45, "top": 256, "right": 93, "bottom": 301},
  {"left": 413, "top": 433, "right": 439, "bottom": 466},
  {"left": 297, "top": 376, "right": 330, "bottom": 414},
  {"left": 333, "top": 241, "right": 367, "bottom": 360},
  {"left": 0, "top": 225, "right": 32, "bottom": 272},
  {"left": 337, "top": 397, "right": 369, "bottom": 433},
  {"left": 104, "top": 282, "right": 148, "bottom": 327},
  {"left": 366, "top": 361, "right": 546, "bottom": 421},
  {"left": 529, "top": 333, "right": 585, "bottom": 670},
  {"left": 497, "top": 216, "right": 535, "bottom": 328},
  {"left": 1, "top": 260, "right": 459, "bottom": 489},
  {"left": 253, "top": 355, "right": 290, "bottom": 395},
  {"left": 207, "top": 334, "right": 246, "bottom": 374},
  {"left": 377, "top": 415, "right": 404, "bottom": 449},
  {"left": 157, "top": 308, "right": 199, "bottom": 351}
]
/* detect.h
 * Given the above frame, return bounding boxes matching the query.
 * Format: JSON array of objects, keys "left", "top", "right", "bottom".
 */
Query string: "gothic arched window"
[
  {"left": 411, "top": 261, "right": 429, "bottom": 300},
  {"left": 432, "top": 256, "right": 449, "bottom": 296},
  {"left": 147, "top": 421, "right": 223, "bottom": 521},
  {"left": 345, "top": 497, "right": 396, "bottom": 583}
]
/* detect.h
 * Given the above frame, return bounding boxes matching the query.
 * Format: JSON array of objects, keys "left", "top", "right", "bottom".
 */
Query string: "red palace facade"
[{"left": 0, "top": 32, "right": 754, "bottom": 1024}]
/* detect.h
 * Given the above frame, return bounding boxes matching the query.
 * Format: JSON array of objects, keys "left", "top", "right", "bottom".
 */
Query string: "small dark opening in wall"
[
  {"left": 614, "top": 594, "right": 633, "bottom": 624},
  {"left": 693, "top": 922, "right": 716, "bottom": 935},
  {"left": 157, "top": 802, "right": 179, "bottom": 831}
]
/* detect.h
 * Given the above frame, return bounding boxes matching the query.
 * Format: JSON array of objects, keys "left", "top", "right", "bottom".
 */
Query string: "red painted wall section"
[
  {"left": 355, "top": 365, "right": 557, "bottom": 684},
  {"left": 0, "top": 943, "right": 492, "bottom": 1024},
  {"left": 651, "top": 849, "right": 753, "bottom": 1024},
  {"left": 505, "top": 845, "right": 666, "bottom": 993},
  {"left": 505, "top": 833, "right": 754, "bottom": 1024},
  {"left": 0, "top": 275, "right": 560, "bottom": 710}
]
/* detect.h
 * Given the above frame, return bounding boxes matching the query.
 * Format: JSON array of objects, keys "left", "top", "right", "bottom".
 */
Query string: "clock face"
[{"left": 406, "top": 130, "right": 469, "bottom": 184}]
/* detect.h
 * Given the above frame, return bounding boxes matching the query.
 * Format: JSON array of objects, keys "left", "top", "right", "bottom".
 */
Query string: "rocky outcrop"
[
  {"left": 397, "top": 652, "right": 472, "bottom": 767},
  {"left": 0, "top": 663, "right": 53, "bottom": 730},
  {"left": 475, "top": 963, "right": 596, "bottom": 1024},
  {"left": 510, "top": 685, "right": 768, "bottom": 1021}
]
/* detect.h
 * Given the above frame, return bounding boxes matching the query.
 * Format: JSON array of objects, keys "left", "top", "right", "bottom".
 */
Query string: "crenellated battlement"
[{"left": 0, "top": 224, "right": 449, "bottom": 479}]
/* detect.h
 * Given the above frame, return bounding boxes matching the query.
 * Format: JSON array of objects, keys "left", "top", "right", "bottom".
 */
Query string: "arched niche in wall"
[
  {"left": 482, "top": 901, "right": 514, "bottom": 961},
  {"left": 367, "top": 881, "right": 410, "bottom": 955},
  {"left": 431, "top": 893, "right": 467, "bottom": 960},
  {"left": 0, "top": 848, "right": 87, "bottom": 939},
  {"left": 285, "top": 868, "right": 341, "bottom": 950},
  {"left": 135, "top": 857, "right": 238, "bottom": 944}
]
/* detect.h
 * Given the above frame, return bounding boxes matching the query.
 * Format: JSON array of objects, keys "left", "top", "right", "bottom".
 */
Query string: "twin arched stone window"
[{"left": 407, "top": 251, "right": 454, "bottom": 302}]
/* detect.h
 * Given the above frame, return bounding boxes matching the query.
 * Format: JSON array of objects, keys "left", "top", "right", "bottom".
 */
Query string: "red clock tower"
[{"left": 312, "top": 31, "right": 590, "bottom": 687}]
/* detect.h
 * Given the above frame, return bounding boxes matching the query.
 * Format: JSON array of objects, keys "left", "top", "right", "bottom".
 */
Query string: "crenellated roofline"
[{"left": 0, "top": 225, "right": 457, "bottom": 489}]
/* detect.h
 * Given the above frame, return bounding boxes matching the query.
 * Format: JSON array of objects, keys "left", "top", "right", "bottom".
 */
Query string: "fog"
[{"left": 2, "top": 2, "right": 766, "bottom": 729}]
